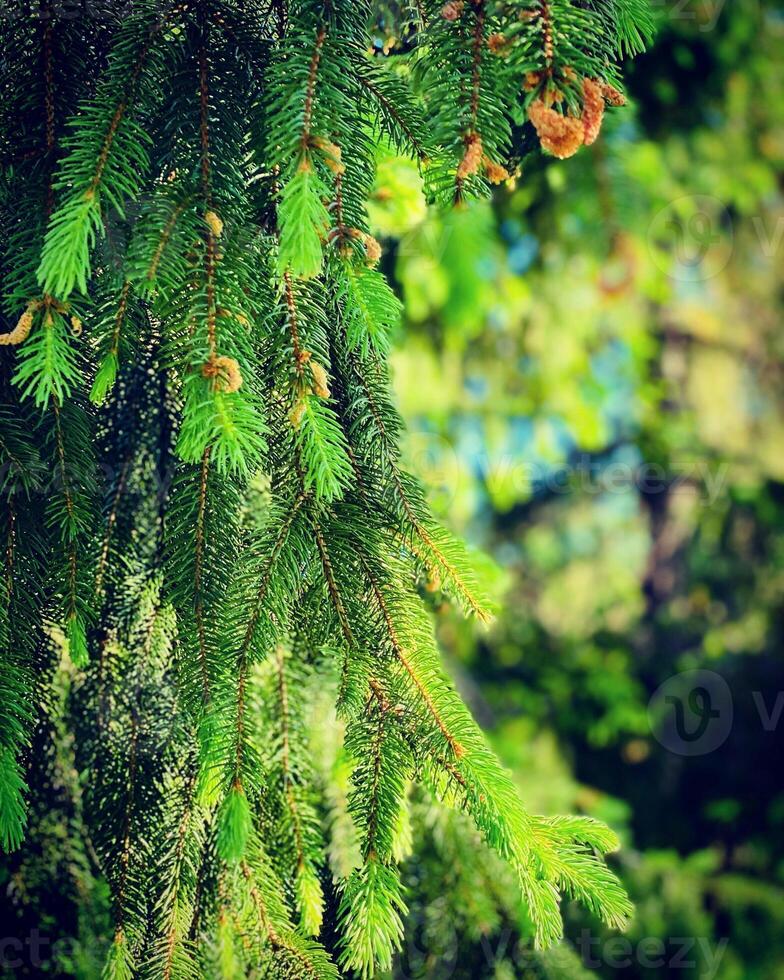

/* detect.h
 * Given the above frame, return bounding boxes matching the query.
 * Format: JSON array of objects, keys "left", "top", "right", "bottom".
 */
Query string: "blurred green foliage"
[{"left": 369, "top": 1, "right": 784, "bottom": 977}]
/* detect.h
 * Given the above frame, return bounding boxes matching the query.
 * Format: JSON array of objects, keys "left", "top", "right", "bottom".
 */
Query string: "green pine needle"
[
  {"left": 217, "top": 783, "right": 253, "bottom": 863},
  {"left": 278, "top": 165, "right": 331, "bottom": 280},
  {"left": 0, "top": 748, "right": 28, "bottom": 853},
  {"left": 90, "top": 352, "right": 119, "bottom": 406}
]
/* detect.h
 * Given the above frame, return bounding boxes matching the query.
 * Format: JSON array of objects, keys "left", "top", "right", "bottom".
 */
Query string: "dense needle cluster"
[{"left": 0, "top": 2, "right": 653, "bottom": 977}]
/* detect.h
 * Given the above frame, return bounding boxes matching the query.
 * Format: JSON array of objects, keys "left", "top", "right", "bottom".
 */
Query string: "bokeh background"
[{"left": 371, "top": 1, "right": 784, "bottom": 976}]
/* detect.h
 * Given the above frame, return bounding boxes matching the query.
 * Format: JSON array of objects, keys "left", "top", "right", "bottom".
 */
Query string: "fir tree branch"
[
  {"left": 156, "top": 770, "right": 201, "bottom": 980},
  {"left": 194, "top": 447, "right": 212, "bottom": 707},
  {"left": 52, "top": 398, "right": 87, "bottom": 661},
  {"left": 302, "top": 27, "right": 328, "bottom": 152},
  {"left": 146, "top": 201, "right": 192, "bottom": 286},
  {"left": 236, "top": 494, "right": 308, "bottom": 680},
  {"left": 454, "top": 0, "right": 486, "bottom": 202},
  {"left": 362, "top": 557, "right": 463, "bottom": 756},
  {"left": 0, "top": 0, "right": 651, "bottom": 962},
  {"left": 198, "top": 28, "right": 219, "bottom": 366},
  {"left": 348, "top": 356, "right": 492, "bottom": 620},
  {"left": 358, "top": 71, "right": 430, "bottom": 162},
  {"left": 274, "top": 646, "right": 306, "bottom": 871},
  {"left": 311, "top": 515, "right": 356, "bottom": 651},
  {"left": 95, "top": 458, "right": 130, "bottom": 598},
  {"left": 285, "top": 271, "right": 306, "bottom": 370},
  {"left": 42, "top": 12, "right": 56, "bottom": 218}
]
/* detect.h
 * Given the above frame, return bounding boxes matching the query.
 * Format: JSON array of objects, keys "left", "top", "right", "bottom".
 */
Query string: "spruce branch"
[{"left": 0, "top": 0, "right": 653, "bottom": 970}]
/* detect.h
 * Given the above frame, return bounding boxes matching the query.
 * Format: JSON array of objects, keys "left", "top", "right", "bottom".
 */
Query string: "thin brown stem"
[
  {"left": 362, "top": 559, "right": 464, "bottom": 758},
  {"left": 349, "top": 359, "right": 489, "bottom": 620},
  {"left": 541, "top": 0, "right": 554, "bottom": 67},
  {"left": 275, "top": 648, "right": 305, "bottom": 868},
  {"left": 284, "top": 272, "right": 305, "bottom": 371},
  {"left": 147, "top": 201, "right": 190, "bottom": 283},
  {"left": 194, "top": 447, "right": 211, "bottom": 705},
  {"left": 311, "top": 519, "right": 355, "bottom": 650},
  {"left": 301, "top": 27, "right": 327, "bottom": 150},
  {"left": 233, "top": 494, "right": 307, "bottom": 779},
  {"left": 198, "top": 37, "right": 218, "bottom": 360},
  {"left": 161, "top": 772, "right": 198, "bottom": 980}
]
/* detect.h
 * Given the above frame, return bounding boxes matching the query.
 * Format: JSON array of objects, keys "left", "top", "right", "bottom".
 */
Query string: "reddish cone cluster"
[
  {"left": 202, "top": 355, "right": 243, "bottom": 393},
  {"left": 441, "top": 0, "right": 464, "bottom": 20},
  {"left": 527, "top": 77, "right": 626, "bottom": 159},
  {"left": 457, "top": 132, "right": 511, "bottom": 185}
]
